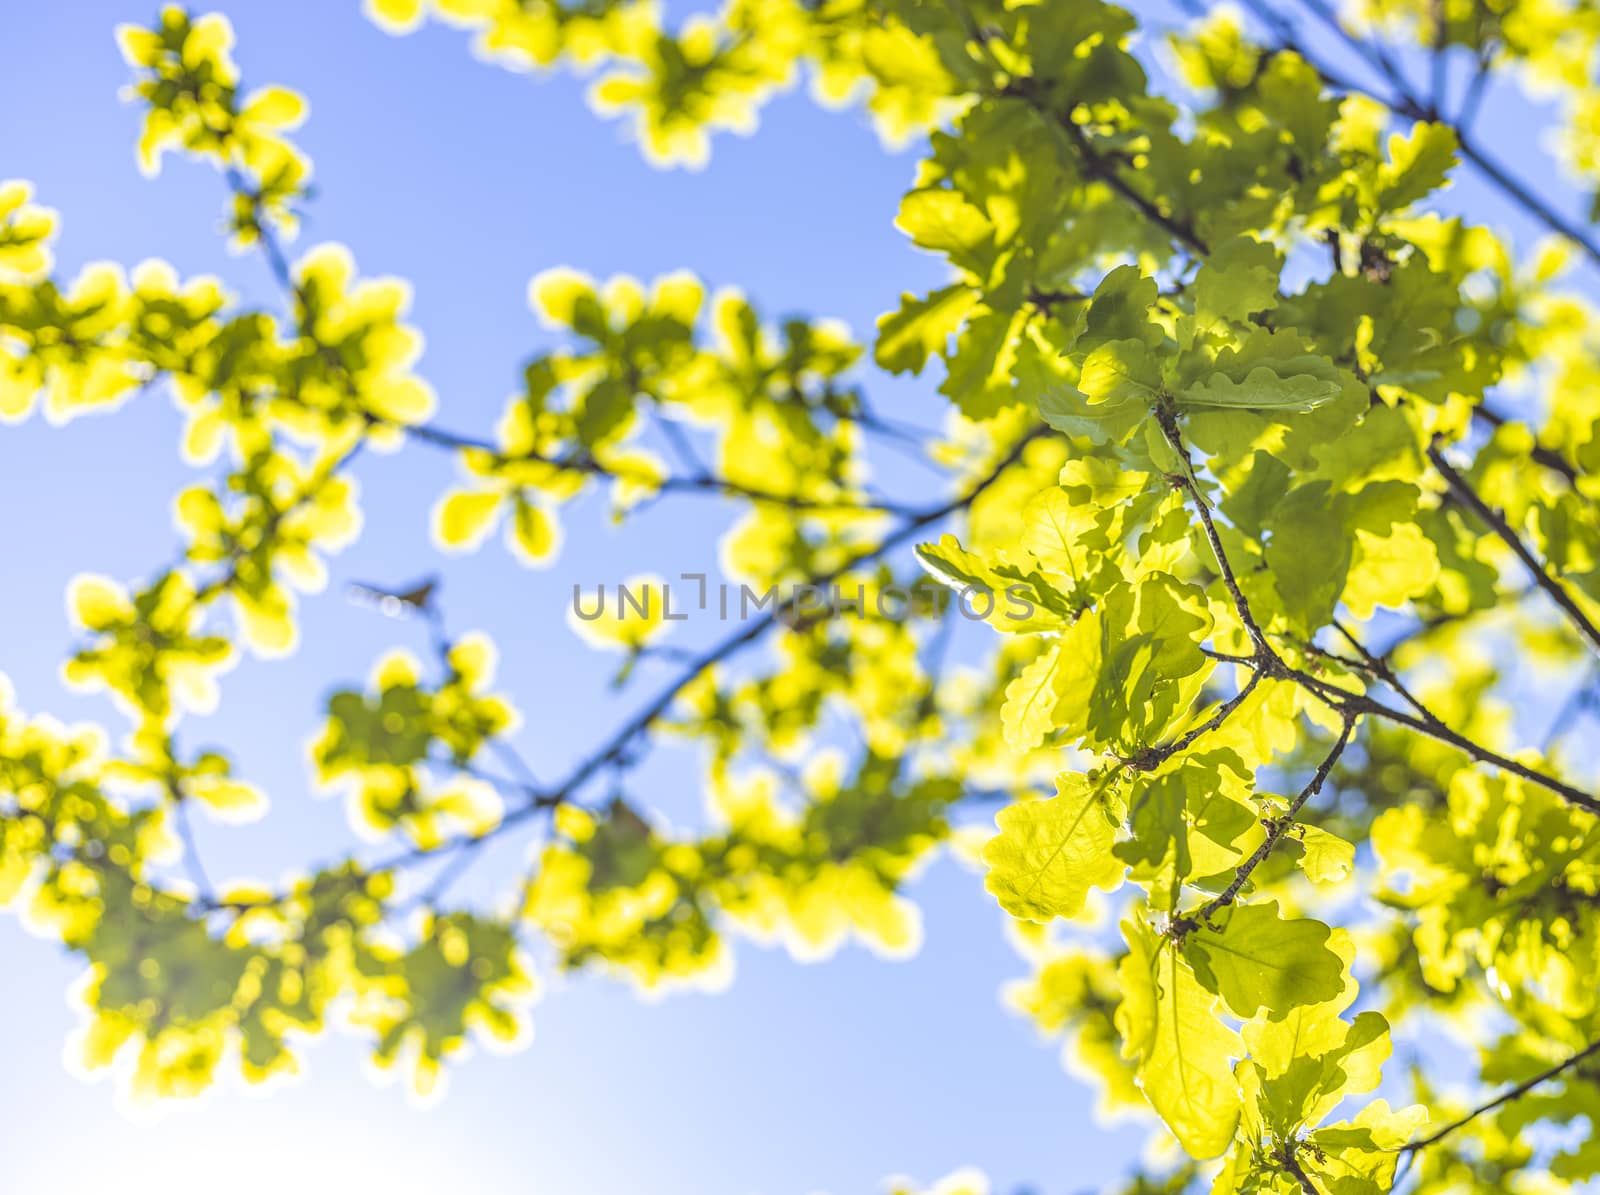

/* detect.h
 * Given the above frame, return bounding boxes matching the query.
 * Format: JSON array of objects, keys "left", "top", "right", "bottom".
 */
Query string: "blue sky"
[{"left": 0, "top": 3, "right": 1585, "bottom": 1193}]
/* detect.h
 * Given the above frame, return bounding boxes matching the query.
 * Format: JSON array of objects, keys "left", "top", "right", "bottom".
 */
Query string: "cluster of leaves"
[
  {"left": 1342, "top": 0, "right": 1600, "bottom": 210},
  {"left": 363, "top": 0, "right": 963, "bottom": 167},
  {"left": 5, "top": 3, "right": 1600, "bottom": 1194},
  {"left": 431, "top": 264, "right": 881, "bottom": 573},
  {"left": 523, "top": 753, "right": 960, "bottom": 990}
]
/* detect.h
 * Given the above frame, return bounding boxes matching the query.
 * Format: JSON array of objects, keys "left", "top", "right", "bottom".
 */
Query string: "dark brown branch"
[
  {"left": 1471, "top": 406, "right": 1579, "bottom": 486},
  {"left": 1280, "top": 1147, "right": 1324, "bottom": 1195},
  {"left": 1331, "top": 618, "right": 1444, "bottom": 727},
  {"left": 1399, "top": 1036, "right": 1600, "bottom": 1152},
  {"left": 1428, "top": 441, "right": 1600, "bottom": 660},
  {"left": 1305, "top": 677, "right": 1600, "bottom": 814},
  {"left": 1292, "top": 0, "right": 1420, "bottom": 102},
  {"left": 1156, "top": 411, "right": 1279, "bottom": 664},
  {"left": 991, "top": 73, "right": 1211, "bottom": 258},
  {"left": 1178, "top": 713, "right": 1355, "bottom": 928},
  {"left": 1124, "top": 669, "right": 1262, "bottom": 772},
  {"left": 1130, "top": 419, "right": 1594, "bottom": 815},
  {"left": 1456, "top": 46, "right": 1494, "bottom": 133},
  {"left": 1143, "top": 419, "right": 1597, "bottom": 812}
]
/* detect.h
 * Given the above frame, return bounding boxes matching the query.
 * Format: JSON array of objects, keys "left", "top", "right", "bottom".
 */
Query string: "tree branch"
[
  {"left": 521, "top": 424, "right": 1050, "bottom": 816},
  {"left": 1134, "top": 417, "right": 1595, "bottom": 817},
  {"left": 1330, "top": 617, "right": 1444, "bottom": 727},
  {"left": 1399, "top": 1036, "right": 1600, "bottom": 1152},
  {"left": 1470, "top": 405, "right": 1578, "bottom": 487},
  {"left": 209, "top": 423, "right": 1050, "bottom": 911},
  {"left": 1306, "top": 679, "right": 1600, "bottom": 814},
  {"left": 1124, "top": 669, "right": 1262, "bottom": 772},
  {"left": 1179, "top": 712, "right": 1355, "bottom": 928},
  {"left": 1144, "top": 423, "right": 1598, "bottom": 815},
  {"left": 402, "top": 418, "right": 915, "bottom": 517},
  {"left": 992, "top": 71, "right": 1211, "bottom": 258},
  {"left": 168, "top": 781, "right": 215, "bottom": 903},
  {"left": 1428, "top": 441, "right": 1600, "bottom": 660},
  {"left": 1156, "top": 410, "right": 1281, "bottom": 667}
]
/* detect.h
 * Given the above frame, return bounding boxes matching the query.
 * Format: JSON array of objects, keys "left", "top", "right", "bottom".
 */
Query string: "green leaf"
[
  {"left": 1131, "top": 572, "right": 1211, "bottom": 679},
  {"left": 998, "top": 607, "right": 1103, "bottom": 748},
  {"left": 999, "top": 645, "right": 1066, "bottom": 752},
  {"left": 983, "top": 772, "right": 1125, "bottom": 921},
  {"left": 434, "top": 489, "right": 503, "bottom": 550},
  {"left": 1020, "top": 486, "right": 1093, "bottom": 583},
  {"left": 896, "top": 188, "right": 994, "bottom": 267},
  {"left": 1343, "top": 521, "right": 1440, "bottom": 618},
  {"left": 1117, "top": 752, "right": 1260, "bottom": 902},
  {"left": 874, "top": 284, "right": 978, "bottom": 375},
  {"left": 1038, "top": 338, "right": 1161, "bottom": 442},
  {"left": 574, "top": 377, "right": 634, "bottom": 446},
  {"left": 1176, "top": 365, "right": 1342, "bottom": 411},
  {"left": 1038, "top": 382, "right": 1146, "bottom": 443},
  {"left": 1191, "top": 235, "right": 1281, "bottom": 340},
  {"left": 1257, "top": 52, "right": 1338, "bottom": 157},
  {"left": 1079, "top": 337, "right": 1163, "bottom": 405},
  {"left": 1295, "top": 824, "right": 1355, "bottom": 885},
  {"left": 1305, "top": 1100, "right": 1429, "bottom": 1193},
  {"left": 1377, "top": 122, "right": 1458, "bottom": 212},
  {"left": 1117, "top": 917, "right": 1242, "bottom": 1158},
  {"left": 940, "top": 306, "right": 1029, "bottom": 417},
  {"left": 1076, "top": 264, "right": 1163, "bottom": 355},
  {"left": 914, "top": 534, "right": 1072, "bottom": 635},
  {"left": 1185, "top": 900, "right": 1346, "bottom": 1020},
  {"left": 1247, "top": 1004, "right": 1391, "bottom": 1131},
  {"left": 508, "top": 497, "right": 559, "bottom": 565}
]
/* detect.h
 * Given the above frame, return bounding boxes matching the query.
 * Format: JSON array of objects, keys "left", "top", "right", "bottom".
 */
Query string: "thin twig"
[
  {"left": 1428, "top": 441, "right": 1600, "bottom": 660},
  {"left": 1293, "top": 0, "right": 1425, "bottom": 112},
  {"left": 207, "top": 424, "right": 1050, "bottom": 911},
  {"left": 1429, "top": 0, "right": 1448, "bottom": 117},
  {"left": 1399, "top": 1036, "right": 1600, "bottom": 1152},
  {"left": 1179, "top": 713, "right": 1356, "bottom": 928},
  {"left": 1470, "top": 406, "right": 1579, "bottom": 486},
  {"left": 524, "top": 424, "right": 1050, "bottom": 813},
  {"left": 1332, "top": 618, "right": 1444, "bottom": 727},
  {"left": 1456, "top": 46, "right": 1494, "bottom": 132},
  {"left": 992, "top": 70, "right": 1211, "bottom": 257},
  {"left": 1124, "top": 669, "right": 1263, "bottom": 772},
  {"left": 1157, "top": 410, "right": 1278, "bottom": 663},
  {"left": 1312, "top": 680, "right": 1600, "bottom": 813},
  {"left": 1280, "top": 1147, "right": 1324, "bottom": 1195},
  {"left": 404, "top": 419, "right": 914, "bottom": 516}
]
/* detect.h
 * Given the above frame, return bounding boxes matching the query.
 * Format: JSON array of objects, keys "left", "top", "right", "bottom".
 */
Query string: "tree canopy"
[{"left": 6, "top": 1, "right": 1600, "bottom": 1192}]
